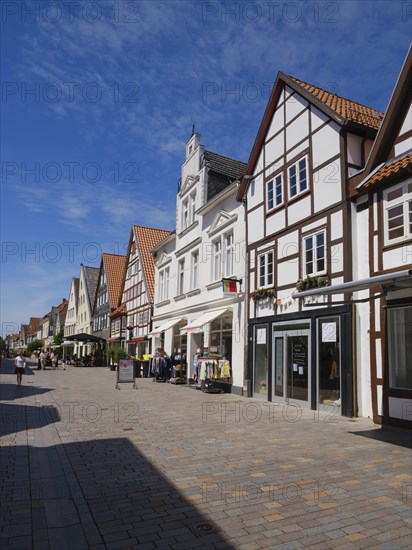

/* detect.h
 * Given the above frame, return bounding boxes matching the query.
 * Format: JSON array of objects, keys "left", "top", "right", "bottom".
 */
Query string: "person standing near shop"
[
  {"left": 14, "top": 351, "right": 26, "bottom": 386},
  {"left": 39, "top": 350, "right": 46, "bottom": 370}
]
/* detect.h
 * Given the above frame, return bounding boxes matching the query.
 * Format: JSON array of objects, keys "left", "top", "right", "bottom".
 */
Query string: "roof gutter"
[{"left": 292, "top": 269, "right": 412, "bottom": 299}]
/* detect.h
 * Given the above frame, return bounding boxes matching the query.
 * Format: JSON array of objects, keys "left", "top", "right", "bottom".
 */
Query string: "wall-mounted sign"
[{"left": 256, "top": 328, "right": 266, "bottom": 344}]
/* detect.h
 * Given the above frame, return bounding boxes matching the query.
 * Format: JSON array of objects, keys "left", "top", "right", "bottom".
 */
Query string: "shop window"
[
  {"left": 209, "top": 314, "right": 233, "bottom": 360},
  {"left": 258, "top": 251, "right": 274, "bottom": 288},
  {"left": 318, "top": 317, "right": 341, "bottom": 406},
  {"left": 288, "top": 156, "right": 308, "bottom": 199},
  {"left": 303, "top": 230, "right": 325, "bottom": 276},
  {"left": 387, "top": 305, "right": 412, "bottom": 390},
  {"left": 254, "top": 325, "right": 268, "bottom": 396},
  {"left": 383, "top": 181, "right": 412, "bottom": 245}
]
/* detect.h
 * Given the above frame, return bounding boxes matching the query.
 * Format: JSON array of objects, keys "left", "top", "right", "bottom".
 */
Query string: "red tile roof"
[
  {"left": 103, "top": 253, "right": 127, "bottom": 309},
  {"left": 110, "top": 302, "right": 127, "bottom": 318},
  {"left": 134, "top": 226, "right": 172, "bottom": 302},
  {"left": 291, "top": 77, "right": 384, "bottom": 130},
  {"left": 360, "top": 152, "right": 412, "bottom": 189}
]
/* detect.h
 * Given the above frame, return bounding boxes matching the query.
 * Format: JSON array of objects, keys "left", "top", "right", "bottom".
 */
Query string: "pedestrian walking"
[
  {"left": 62, "top": 356, "right": 66, "bottom": 370},
  {"left": 51, "top": 352, "right": 58, "bottom": 370},
  {"left": 39, "top": 350, "right": 46, "bottom": 370},
  {"left": 14, "top": 351, "right": 26, "bottom": 386}
]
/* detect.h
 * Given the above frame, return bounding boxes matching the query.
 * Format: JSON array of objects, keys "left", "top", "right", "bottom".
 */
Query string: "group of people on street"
[{"left": 38, "top": 350, "right": 64, "bottom": 370}]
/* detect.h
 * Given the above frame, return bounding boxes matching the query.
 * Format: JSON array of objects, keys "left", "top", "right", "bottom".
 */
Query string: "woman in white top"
[{"left": 14, "top": 351, "right": 26, "bottom": 387}]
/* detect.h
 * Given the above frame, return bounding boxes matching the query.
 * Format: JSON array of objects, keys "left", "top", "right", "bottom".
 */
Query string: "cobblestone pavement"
[{"left": 1, "top": 359, "right": 411, "bottom": 550}]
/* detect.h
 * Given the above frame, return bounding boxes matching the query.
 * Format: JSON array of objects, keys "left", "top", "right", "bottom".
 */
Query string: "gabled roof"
[
  {"left": 351, "top": 46, "right": 412, "bottom": 194},
  {"left": 104, "top": 253, "right": 127, "bottom": 309},
  {"left": 29, "top": 317, "right": 40, "bottom": 336},
  {"left": 83, "top": 265, "right": 100, "bottom": 309},
  {"left": 110, "top": 302, "right": 127, "bottom": 318},
  {"left": 133, "top": 226, "right": 172, "bottom": 302},
  {"left": 290, "top": 77, "right": 383, "bottom": 130},
  {"left": 237, "top": 71, "right": 383, "bottom": 200},
  {"left": 203, "top": 150, "right": 247, "bottom": 180},
  {"left": 356, "top": 152, "right": 412, "bottom": 190}
]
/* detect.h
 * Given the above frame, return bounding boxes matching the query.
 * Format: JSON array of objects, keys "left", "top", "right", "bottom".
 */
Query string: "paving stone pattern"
[{"left": 1, "top": 359, "right": 411, "bottom": 549}]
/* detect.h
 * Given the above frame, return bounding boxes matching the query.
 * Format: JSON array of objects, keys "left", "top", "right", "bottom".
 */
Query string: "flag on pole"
[{"left": 222, "top": 279, "right": 240, "bottom": 296}]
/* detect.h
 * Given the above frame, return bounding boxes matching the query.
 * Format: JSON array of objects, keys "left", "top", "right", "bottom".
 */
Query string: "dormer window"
[{"left": 189, "top": 145, "right": 193, "bottom": 155}]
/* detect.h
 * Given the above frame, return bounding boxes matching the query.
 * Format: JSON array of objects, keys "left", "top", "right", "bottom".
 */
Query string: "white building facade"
[{"left": 151, "top": 133, "right": 247, "bottom": 394}]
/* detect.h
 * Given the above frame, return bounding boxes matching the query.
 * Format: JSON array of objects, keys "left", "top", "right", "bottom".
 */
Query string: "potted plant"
[
  {"left": 107, "top": 345, "right": 129, "bottom": 371},
  {"left": 295, "top": 275, "right": 329, "bottom": 291},
  {"left": 250, "top": 288, "right": 276, "bottom": 301}
]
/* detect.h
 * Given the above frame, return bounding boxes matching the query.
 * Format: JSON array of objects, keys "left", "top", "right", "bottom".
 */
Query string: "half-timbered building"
[
  {"left": 237, "top": 72, "right": 384, "bottom": 416},
  {"left": 121, "top": 225, "right": 172, "bottom": 358},
  {"left": 350, "top": 47, "right": 412, "bottom": 427}
]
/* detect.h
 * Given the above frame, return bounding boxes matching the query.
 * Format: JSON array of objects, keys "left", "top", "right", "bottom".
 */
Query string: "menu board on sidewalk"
[{"left": 117, "top": 359, "right": 134, "bottom": 382}]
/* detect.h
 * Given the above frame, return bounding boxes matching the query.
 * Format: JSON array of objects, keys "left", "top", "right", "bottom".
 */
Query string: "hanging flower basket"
[
  {"left": 250, "top": 288, "right": 276, "bottom": 301},
  {"left": 295, "top": 275, "right": 329, "bottom": 292}
]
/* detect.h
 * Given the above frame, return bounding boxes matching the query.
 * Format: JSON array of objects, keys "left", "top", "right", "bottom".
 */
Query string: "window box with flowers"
[
  {"left": 295, "top": 275, "right": 329, "bottom": 292},
  {"left": 250, "top": 288, "right": 276, "bottom": 301}
]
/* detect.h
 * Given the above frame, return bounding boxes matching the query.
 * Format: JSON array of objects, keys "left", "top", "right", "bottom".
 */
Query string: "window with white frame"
[
  {"left": 159, "top": 267, "right": 170, "bottom": 302},
  {"left": 213, "top": 239, "right": 222, "bottom": 281},
  {"left": 304, "top": 230, "right": 326, "bottom": 276},
  {"left": 191, "top": 251, "right": 199, "bottom": 289},
  {"left": 288, "top": 156, "right": 308, "bottom": 199},
  {"left": 182, "top": 199, "right": 189, "bottom": 230},
  {"left": 267, "top": 174, "right": 283, "bottom": 210},
  {"left": 190, "top": 191, "right": 196, "bottom": 225},
  {"left": 383, "top": 181, "right": 412, "bottom": 245},
  {"left": 224, "top": 232, "right": 234, "bottom": 276},
  {"left": 258, "top": 251, "right": 274, "bottom": 288},
  {"left": 181, "top": 193, "right": 196, "bottom": 231},
  {"left": 178, "top": 259, "right": 185, "bottom": 295}
]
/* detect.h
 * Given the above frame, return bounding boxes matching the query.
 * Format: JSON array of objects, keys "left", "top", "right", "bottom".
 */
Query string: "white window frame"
[
  {"left": 383, "top": 180, "right": 412, "bottom": 246},
  {"left": 159, "top": 267, "right": 170, "bottom": 302},
  {"left": 267, "top": 173, "right": 283, "bottom": 211},
  {"left": 177, "top": 259, "right": 185, "bottom": 295},
  {"left": 258, "top": 250, "right": 274, "bottom": 288},
  {"left": 303, "top": 229, "right": 326, "bottom": 276},
  {"left": 224, "top": 232, "right": 234, "bottom": 277},
  {"left": 182, "top": 199, "right": 189, "bottom": 230},
  {"left": 288, "top": 155, "right": 308, "bottom": 200},
  {"left": 213, "top": 239, "right": 222, "bottom": 281},
  {"left": 191, "top": 251, "right": 199, "bottom": 289},
  {"left": 190, "top": 191, "right": 196, "bottom": 225}
]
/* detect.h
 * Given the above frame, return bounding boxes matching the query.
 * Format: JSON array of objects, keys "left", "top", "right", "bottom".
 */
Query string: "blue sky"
[{"left": 1, "top": 0, "right": 410, "bottom": 337}]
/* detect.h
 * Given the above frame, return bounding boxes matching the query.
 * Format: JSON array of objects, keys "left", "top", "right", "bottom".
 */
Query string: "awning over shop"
[
  {"left": 149, "top": 318, "right": 185, "bottom": 338},
  {"left": 107, "top": 338, "right": 120, "bottom": 343},
  {"left": 65, "top": 333, "right": 106, "bottom": 343},
  {"left": 61, "top": 341, "right": 74, "bottom": 347},
  {"left": 180, "top": 308, "right": 230, "bottom": 334},
  {"left": 292, "top": 269, "right": 412, "bottom": 300}
]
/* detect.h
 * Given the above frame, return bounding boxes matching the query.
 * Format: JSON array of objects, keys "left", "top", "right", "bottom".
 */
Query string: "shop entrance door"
[{"left": 273, "top": 326, "right": 311, "bottom": 407}]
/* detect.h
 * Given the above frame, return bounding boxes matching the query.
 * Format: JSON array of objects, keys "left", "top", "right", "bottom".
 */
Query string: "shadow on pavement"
[
  {"left": 1, "top": 438, "right": 235, "bottom": 549},
  {"left": 350, "top": 427, "right": 412, "bottom": 449},
  {"left": 0, "top": 383, "right": 53, "bottom": 401},
  {"left": 0, "top": 402, "right": 61, "bottom": 437}
]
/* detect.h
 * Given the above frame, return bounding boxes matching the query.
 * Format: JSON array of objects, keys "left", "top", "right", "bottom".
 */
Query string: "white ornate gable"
[
  {"left": 208, "top": 210, "right": 238, "bottom": 235},
  {"left": 181, "top": 174, "right": 199, "bottom": 194}
]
